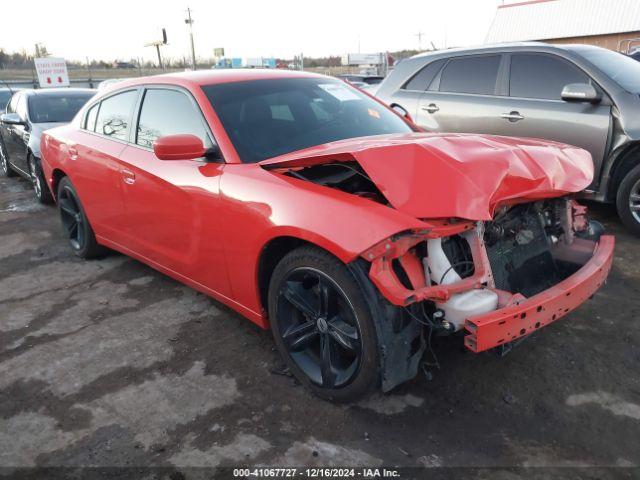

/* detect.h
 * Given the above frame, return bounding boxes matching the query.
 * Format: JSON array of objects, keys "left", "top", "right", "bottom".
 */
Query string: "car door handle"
[
  {"left": 122, "top": 169, "right": 136, "bottom": 185},
  {"left": 501, "top": 111, "right": 525, "bottom": 122},
  {"left": 421, "top": 103, "right": 439, "bottom": 114},
  {"left": 68, "top": 147, "right": 78, "bottom": 160}
]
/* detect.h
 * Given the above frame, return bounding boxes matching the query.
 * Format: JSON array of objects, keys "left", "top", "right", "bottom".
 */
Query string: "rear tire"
[
  {"left": 28, "top": 154, "right": 53, "bottom": 204},
  {"left": 616, "top": 164, "right": 640, "bottom": 237},
  {"left": 57, "top": 177, "right": 105, "bottom": 258},
  {"left": 268, "top": 246, "right": 381, "bottom": 402},
  {"left": 0, "top": 141, "right": 17, "bottom": 178}
]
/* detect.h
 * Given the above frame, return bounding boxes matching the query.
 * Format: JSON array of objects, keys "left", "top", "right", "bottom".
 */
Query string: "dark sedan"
[{"left": 0, "top": 88, "right": 95, "bottom": 203}]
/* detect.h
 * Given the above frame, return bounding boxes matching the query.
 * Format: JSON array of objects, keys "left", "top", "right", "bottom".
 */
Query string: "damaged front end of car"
[
  {"left": 362, "top": 197, "right": 613, "bottom": 340},
  {"left": 356, "top": 198, "right": 614, "bottom": 390},
  {"left": 263, "top": 133, "right": 615, "bottom": 391}
]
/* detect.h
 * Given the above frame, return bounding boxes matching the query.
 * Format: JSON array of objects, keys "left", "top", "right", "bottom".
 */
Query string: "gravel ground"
[{"left": 0, "top": 175, "right": 639, "bottom": 478}]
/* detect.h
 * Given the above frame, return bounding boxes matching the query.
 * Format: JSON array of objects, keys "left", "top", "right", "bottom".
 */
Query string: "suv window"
[
  {"left": 95, "top": 90, "right": 138, "bottom": 141},
  {"left": 439, "top": 55, "right": 501, "bottom": 95},
  {"left": 136, "top": 89, "right": 212, "bottom": 149},
  {"left": 403, "top": 59, "right": 446, "bottom": 91},
  {"left": 510, "top": 53, "right": 589, "bottom": 100}
]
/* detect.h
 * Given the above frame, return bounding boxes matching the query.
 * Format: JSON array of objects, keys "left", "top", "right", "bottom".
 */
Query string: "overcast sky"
[{"left": 3, "top": 0, "right": 505, "bottom": 62}]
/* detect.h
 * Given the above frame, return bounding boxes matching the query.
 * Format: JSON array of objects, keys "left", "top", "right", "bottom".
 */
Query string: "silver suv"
[{"left": 376, "top": 42, "right": 640, "bottom": 235}]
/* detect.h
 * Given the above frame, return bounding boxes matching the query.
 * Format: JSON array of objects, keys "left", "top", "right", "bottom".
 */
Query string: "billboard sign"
[
  {"left": 34, "top": 57, "right": 69, "bottom": 88},
  {"left": 341, "top": 53, "right": 383, "bottom": 66}
]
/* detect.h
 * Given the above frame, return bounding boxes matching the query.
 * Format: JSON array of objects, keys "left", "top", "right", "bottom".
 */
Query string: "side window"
[
  {"left": 85, "top": 103, "right": 99, "bottom": 132},
  {"left": 439, "top": 55, "right": 501, "bottom": 95},
  {"left": 16, "top": 94, "right": 28, "bottom": 121},
  {"left": 95, "top": 90, "right": 138, "bottom": 141},
  {"left": 403, "top": 59, "right": 446, "bottom": 91},
  {"left": 136, "top": 89, "right": 212, "bottom": 149},
  {"left": 509, "top": 53, "right": 589, "bottom": 100}
]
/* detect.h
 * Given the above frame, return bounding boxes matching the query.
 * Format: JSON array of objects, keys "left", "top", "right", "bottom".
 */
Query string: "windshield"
[
  {"left": 28, "top": 93, "right": 94, "bottom": 123},
  {"left": 572, "top": 46, "right": 640, "bottom": 93},
  {"left": 0, "top": 91, "right": 12, "bottom": 110},
  {"left": 202, "top": 77, "right": 412, "bottom": 163}
]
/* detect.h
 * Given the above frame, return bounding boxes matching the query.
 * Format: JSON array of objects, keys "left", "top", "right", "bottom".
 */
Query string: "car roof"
[
  {"left": 411, "top": 41, "right": 584, "bottom": 59},
  {"left": 21, "top": 88, "right": 97, "bottom": 97},
  {"left": 110, "top": 68, "right": 327, "bottom": 91}
]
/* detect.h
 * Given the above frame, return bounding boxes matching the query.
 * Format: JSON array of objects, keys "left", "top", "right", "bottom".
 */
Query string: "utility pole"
[
  {"left": 185, "top": 7, "right": 197, "bottom": 70},
  {"left": 415, "top": 31, "right": 424, "bottom": 51}
]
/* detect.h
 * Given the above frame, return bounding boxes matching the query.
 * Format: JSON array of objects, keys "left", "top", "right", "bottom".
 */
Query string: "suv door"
[
  {"left": 117, "top": 87, "right": 230, "bottom": 297},
  {"left": 416, "top": 54, "right": 508, "bottom": 134},
  {"left": 500, "top": 53, "right": 611, "bottom": 186}
]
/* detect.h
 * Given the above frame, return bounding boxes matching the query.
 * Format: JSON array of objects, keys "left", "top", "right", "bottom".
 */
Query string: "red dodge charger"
[{"left": 40, "top": 70, "right": 614, "bottom": 401}]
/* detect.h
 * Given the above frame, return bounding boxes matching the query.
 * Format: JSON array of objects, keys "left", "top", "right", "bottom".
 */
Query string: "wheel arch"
[
  {"left": 606, "top": 142, "right": 640, "bottom": 202},
  {"left": 50, "top": 168, "right": 69, "bottom": 201},
  {"left": 256, "top": 235, "right": 346, "bottom": 319}
]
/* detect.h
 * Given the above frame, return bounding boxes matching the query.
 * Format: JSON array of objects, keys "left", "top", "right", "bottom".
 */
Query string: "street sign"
[
  {"left": 214, "top": 48, "right": 225, "bottom": 57},
  {"left": 34, "top": 57, "right": 69, "bottom": 88},
  {"left": 341, "top": 53, "right": 383, "bottom": 66}
]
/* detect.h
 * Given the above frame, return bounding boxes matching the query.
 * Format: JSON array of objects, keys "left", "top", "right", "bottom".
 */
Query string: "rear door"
[
  {"left": 416, "top": 54, "right": 508, "bottom": 134},
  {"left": 389, "top": 58, "right": 446, "bottom": 120},
  {"left": 71, "top": 89, "right": 139, "bottom": 242},
  {"left": 499, "top": 52, "right": 611, "bottom": 184},
  {"left": 117, "top": 86, "right": 230, "bottom": 296}
]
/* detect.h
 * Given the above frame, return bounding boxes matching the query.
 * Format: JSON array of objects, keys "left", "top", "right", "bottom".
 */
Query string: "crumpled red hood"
[{"left": 261, "top": 133, "right": 594, "bottom": 221}]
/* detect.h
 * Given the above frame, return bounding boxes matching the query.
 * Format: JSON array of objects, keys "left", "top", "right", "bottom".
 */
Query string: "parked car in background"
[
  {"left": 0, "top": 88, "right": 95, "bottom": 203},
  {"left": 376, "top": 43, "right": 640, "bottom": 235},
  {"left": 336, "top": 74, "right": 384, "bottom": 85},
  {"left": 39, "top": 70, "right": 613, "bottom": 401},
  {"left": 0, "top": 88, "right": 19, "bottom": 114}
]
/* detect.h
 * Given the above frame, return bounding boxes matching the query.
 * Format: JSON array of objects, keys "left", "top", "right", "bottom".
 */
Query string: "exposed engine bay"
[{"left": 283, "top": 161, "right": 388, "bottom": 204}]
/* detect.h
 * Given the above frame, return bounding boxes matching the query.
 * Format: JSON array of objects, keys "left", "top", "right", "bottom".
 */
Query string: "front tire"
[
  {"left": 616, "top": 164, "right": 640, "bottom": 237},
  {"left": 268, "top": 246, "right": 381, "bottom": 402},
  {"left": 0, "top": 141, "right": 17, "bottom": 178},
  {"left": 57, "top": 177, "right": 105, "bottom": 258},
  {"left": 28, "top": 154, "right": 53, "bottom": 204}
]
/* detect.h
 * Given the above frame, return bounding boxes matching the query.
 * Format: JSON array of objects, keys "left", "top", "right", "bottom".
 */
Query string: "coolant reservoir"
[{"left": 425, "top": 237, "right": 498, "bottom": 331}]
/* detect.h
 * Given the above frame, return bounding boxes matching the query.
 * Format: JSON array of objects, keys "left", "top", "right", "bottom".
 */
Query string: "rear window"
[
  {"left": 94, "top": 90, "right": 138, "bottom": 141},
  {"left": 28, "top": 93, "right": 94, "bottom": 123},
  {"left": 439, "top": 55, "right": 501, "bottom": 95},
  {"left": 403, "top": 59, "right": 446, "bottom": 91}
]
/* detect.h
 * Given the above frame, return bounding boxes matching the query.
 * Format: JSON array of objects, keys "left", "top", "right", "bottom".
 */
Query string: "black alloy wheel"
[
  {"left": 277, "top": 268, "right": 362, "bottom": 388},
  {"left": 268, "top": 246, "right": 380, "bottom": 402},
  {"left": 59, "top": 183, "right": 86, "bottom": 251},
  {"left": 56, "top": 177, "right": 104, "bottom": 258}
]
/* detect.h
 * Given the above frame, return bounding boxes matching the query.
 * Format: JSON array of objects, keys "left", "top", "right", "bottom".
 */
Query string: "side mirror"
[
  {"left": 561, "top": 83, "right": 601, "bottom": 103},
  {"left": 0, "top": 113, "right": 24, "bottom": 126},
  {"left": 153, "top": 134, "right": 206, "bottom": 161}
]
